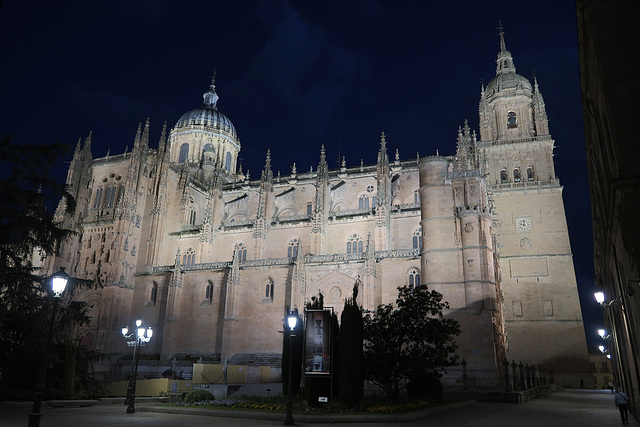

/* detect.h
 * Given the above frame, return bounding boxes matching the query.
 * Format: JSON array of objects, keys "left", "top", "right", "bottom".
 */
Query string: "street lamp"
[
  {"left": 28, "top": 267, "right": 70, "bottom": 427},
  {"left": 594, "top": 291, "right": 605, "bottom": 305},
  {"left": 122, "top": 317, "right": 153, "bottom": 414},
  {"left": 284, "top": 312, "right": 297, "bottom": 426}
]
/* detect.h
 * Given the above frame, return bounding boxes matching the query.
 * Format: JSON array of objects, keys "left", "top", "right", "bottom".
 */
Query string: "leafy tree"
[
  {"left": 363, "top": 284, "right": 460, "bottom": 401},
  {"left": 0, "top": 137, "right": 97, "bottom": 399},
  {"left": 337, "top": 281, "right": 364, "bottom": 407}
]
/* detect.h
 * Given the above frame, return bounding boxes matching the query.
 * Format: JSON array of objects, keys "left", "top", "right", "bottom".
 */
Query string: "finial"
[
  {"left": 436, "top": 149, "right": 439, "bottom": 156},
  {"left": 395, "top": 148, "right": 399, "bottom": 162},
  {"left": 291, "top": 163, "right": 297, "bottom": 175},
  {"left": 341, "top": 156, "right": 346, "bottom": 168},
  {"left": 211, "top": 69, "right": 217, "bottom": 88}
]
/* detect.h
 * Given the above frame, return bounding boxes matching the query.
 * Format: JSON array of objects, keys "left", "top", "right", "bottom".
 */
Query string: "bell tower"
[{"left": 479, "top": 29, "right": 589, "bottom": 385}]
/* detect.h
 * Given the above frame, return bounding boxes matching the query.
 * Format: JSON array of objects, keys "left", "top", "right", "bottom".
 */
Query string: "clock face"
[{"left": 515, "top": 217, "right": 532, "bottom": 232}]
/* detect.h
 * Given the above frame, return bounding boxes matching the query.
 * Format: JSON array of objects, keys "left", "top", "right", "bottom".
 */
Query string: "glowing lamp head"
[
  {"left": 287, "top": 313, "right": 297, "bottom": 331},
  {"left": 607, "top": 354, "right": 612, "bottom": 359},
  {"left": 51, "top": 267, "right": 70, "bottom": 297},
  {"left": 599, "top": 345, "right": 606, "bottom": 353},
  {"left": 594, "top": 292, "right": 605, "bottom": 305},
  {"left": 136, "top": 318, "right": 142, "bottom": 328},
  {"left": 147, "top": 327, "right": 153, "bottom": 338},
  {"left": 121, "top": 325, "right": 129, "bottom": 337},
  {"left": 598, "top": 329, "right": 606, "bottom": 338}
]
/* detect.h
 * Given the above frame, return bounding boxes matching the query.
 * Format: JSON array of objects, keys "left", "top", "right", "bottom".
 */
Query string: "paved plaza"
[{"left": 0, "top": 389, "right": 633, "bottom": 426}]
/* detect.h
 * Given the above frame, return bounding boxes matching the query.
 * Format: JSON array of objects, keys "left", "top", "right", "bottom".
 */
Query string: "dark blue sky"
[{"left": 0, "top": 0, "right": 602, "bottom": 343}]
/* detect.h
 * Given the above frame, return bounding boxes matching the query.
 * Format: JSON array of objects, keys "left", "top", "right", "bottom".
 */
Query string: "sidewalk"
[{"left": 0, "top": 389, "right": 632, "bottom": 426}]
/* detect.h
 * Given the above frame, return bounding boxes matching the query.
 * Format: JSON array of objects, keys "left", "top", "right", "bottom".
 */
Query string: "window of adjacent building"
[
  {"left": 151, "top": 282, "right": 158, "bottom": 305},
  {"left": 500, "top": 169, "right": 508, "bottom": 183},
  {"left": 347, "top": 234, "right": 363, "bottom": 253},
  {"left": 288, "top": 238, "right": 300, "bottom": 258},
  {"left": 408, "top": 268, "right": 420, "bottom": 290},
  {"left": 413, "top": 227, "right": 422, "bottom": 252},
  {"left": 527, "top": 166, "right": 535, "bottom": 181},
  {"left": 513, "top": 168, "right": 521, "bottom": 182},
  {"left": 507, "top": 111, "right": 517, "bottom": 129},
  {"left": 307, "top": 202, "right": 313, "bottom": 216},
  {"left": 235, "top": 243, "right": 247, "bottom": 262},
  {"left": 178, "top": 143, "right": 189, "bottom": 163},
  {"left": 543, "top": 300, "right": 554, "bottom": 316},
  {"left": 265, "top": 278, "right": 274, "bottom": 302},
  {"left": 513, "top": 301, "right": 523, "bottom": 317},
  {"left": 183, "top": 248, "right": 195, "bottom": 266}
]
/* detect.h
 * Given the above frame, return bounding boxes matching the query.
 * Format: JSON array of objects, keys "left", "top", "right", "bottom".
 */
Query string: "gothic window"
[
  {"left": 104, "top": 186, "right": 118, "bottom": 208},
  {"left": 500, "top": 169, "right": 508, "bottom": 183},
  {"left": 93, "top": 187, "right": 103, "bottom": 209},
  {"left": 414, "top": 190, "right": 420, "bottom": 204},
  {"left": 150, "top": 282, "right": 158, "bottom": 305},
  {"left": 413, "top": 227, "right": 423, "bottom": 252},
  {"left": 513, "top": 168, "right": 521, "bottom": 182},
  {"left": 408, "top": 268, "right": 420, "bottom": 290},
  {"left": 189, "top": 209, "right": 197, "bottom": 225},
  {"left": 205, "top": 281, "right": 214, "bottom": 303},
  {"left": 359, "top": 195, "right": 370, "bottom": 210},
  {"left": 178, "top": 143, "right": 189, "bottom": 163},
  {"left": 182, "top": 248, "right": 195, "bottom": 266},
  {"left": 307, "top": 202, "right": 313, "bottom": 216},
  {"left": 347, "top": 234, "right": 363, "bottom": 254},
  {"left": 265, "top": 278, "right": 274, "bottom": 302},
  {"left": 235, "top": 242, "right": 247, "bottom": 262},
  {"left": 527, "top": 166, "right": 535, "bottom": 181},
  {"left": 507, "top": 111, "right": 517, "bottom": 129},
  {"left": 225, "top": 152, "right": 232, "bottom": 173},
  {"left": 288, "top": 238, "right": 300, "bottom": 258}
]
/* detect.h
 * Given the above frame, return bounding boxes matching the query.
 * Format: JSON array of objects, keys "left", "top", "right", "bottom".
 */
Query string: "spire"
[
  {"left": 202, "top": 71, "right": 219, "bottom": 110},
  {"left": 495, "top": 23, "right": 516, "bottom": 75},
  {"left": 140, "top": 117, "right": 150, "bottom": 149},
  {"left": 261, "top": 149, "right": 273, "bottom": 183},
  {"left": 377, "top": 131, "right": 388, "bottom": 165},
  {"left": 157, "top": 121, "right": 168, "bottom": 158}
]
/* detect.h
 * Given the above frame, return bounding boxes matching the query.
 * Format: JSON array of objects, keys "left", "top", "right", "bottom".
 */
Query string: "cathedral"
[{"left": 48, "top": 31, "right": 589, "bottom": 386}]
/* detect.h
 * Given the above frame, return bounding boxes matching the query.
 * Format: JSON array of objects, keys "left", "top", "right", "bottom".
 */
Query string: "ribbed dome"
[
  {"left": 174, "top": 78, "right": 238, "bottom": 139},
  {"left": 174, "top": 107, "right": 238, "bottom": 139},
  {"left": 486, "top": 72, "right": 532, "bottom": 95}
]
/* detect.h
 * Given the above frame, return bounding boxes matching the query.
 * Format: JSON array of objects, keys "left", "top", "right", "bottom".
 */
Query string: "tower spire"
[
  {"left": 202, "top": 71, "right": 219, "bottom": 110},
  {"left": 495, "top": 22, "right": 516, "bottom": 75}
]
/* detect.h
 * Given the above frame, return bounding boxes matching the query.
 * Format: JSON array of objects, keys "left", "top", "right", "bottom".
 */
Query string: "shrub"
[
  {"left": 183, "top": 389, "right": 214, "bottom": 403},
  {"left": 407, "top": 372, "right": 443, "bottom": 400}
]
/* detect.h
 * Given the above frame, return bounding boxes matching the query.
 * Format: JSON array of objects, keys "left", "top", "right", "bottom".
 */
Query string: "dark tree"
[
  {"left": 0, "top": 137, "right": 97, "bottom": 399},
  {"left": 337, "top": 281, "right": 364, "bottom": 407},
  {"left": 363, "top": 284, "right": 460, "bottom": 401}
]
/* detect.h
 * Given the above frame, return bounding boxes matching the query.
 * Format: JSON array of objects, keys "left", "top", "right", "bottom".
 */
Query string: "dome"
[
  {"left": 485, "top": 72, "right": 532, "bottom": 96},
  {"left": 174, "top": 80, "right": 238, "bottom": 140}
]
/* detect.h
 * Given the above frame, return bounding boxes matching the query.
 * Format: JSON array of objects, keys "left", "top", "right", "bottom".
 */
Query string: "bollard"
[
  {"left": 512, "top": 360, "right": 518, "bottom": 391},
  {"left": 504, "top": 358, "right": 511, "bottom": 392},
  {"left": 519, "top": 362, "right": 525, "bottom": 390}
]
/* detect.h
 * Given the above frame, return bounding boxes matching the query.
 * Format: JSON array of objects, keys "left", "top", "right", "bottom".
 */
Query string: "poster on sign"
[{"left": 304, "top": 309, "right": 332, "bottom": 375}]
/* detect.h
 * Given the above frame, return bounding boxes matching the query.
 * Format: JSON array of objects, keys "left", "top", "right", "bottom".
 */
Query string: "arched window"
[
  {"left": 347, "top": 234, "right": 363, "bottom": 254},
  {"left": 527, "top": 166, "right": 535, "bottom": 181},
  {"left": 93, "top": 187, "right": 103, "bottom": 209},
  {"left": 104, "top": 186, "right": 117, "bottom": 208},
  {"left": 235, "top": 243, "right": 247, "bottom": 262},
  {"left": 413, "top": 227, "right": 422, "bottom": 252},
  {"left": 151, "top": 282, "right": 158, "bottom": 305},
  {"left": 189, "top": 208, "right": 197, "bottom": 225},
  {"left": 205, "top": 281, "right": 214, "bottom": 303},
  {"left": 288, "top": 238, "right": 300, "bottom": 258},
  {"left": 307, "top": 202, "right": 313, "bottom": 216},
  {"left": 182, "top": 248, "right": 195, "bottom": 266},
  {"left": 80, "top": 332, "right": 95, "bottom": 351},
  {"left": 513, "top": 168, "right": 521, "bottom": 182},
  {"left": 203, "top": 143, "right": 213, "bottom": 152},
  {"left": 507, "top": 111, "right": 517, "bottom": 129},
  {"left": 178, "top": 143, "right": 189, "bottom": 163},
  {"left": 265, "top": 278, "right": 274, "bottom": 302},
  {"left": 408, "top": 269, "right": 420, "bottom": 290},
  {"left": 359, "top": 195, "right": 370, "bottom": 210},
  {"left": 225, "top": 152, "right": 232, "bottom": 173},
  {"left": 500, "top": 169, "right": 508, "bottom": 183}
]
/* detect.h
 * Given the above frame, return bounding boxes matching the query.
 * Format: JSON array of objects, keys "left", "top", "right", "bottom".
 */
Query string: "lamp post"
[
  {"left": 122, "top": 318, "right": 153, "bottom": 414},
  {"left": 284, "top": 312, "right": 297, "bottom": 425},
  {"left": 28, "top": 267, "right": 70, "bottom": 427}
]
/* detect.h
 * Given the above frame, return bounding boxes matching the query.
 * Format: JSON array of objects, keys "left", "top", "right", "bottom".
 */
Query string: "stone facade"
[{"left": 47, "top": 31, "right": 588, "bottom": 385}]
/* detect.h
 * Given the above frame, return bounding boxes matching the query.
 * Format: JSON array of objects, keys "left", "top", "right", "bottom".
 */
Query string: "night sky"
[{"left": 0, "top": 1, "right": 602, "bottom": 344}]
